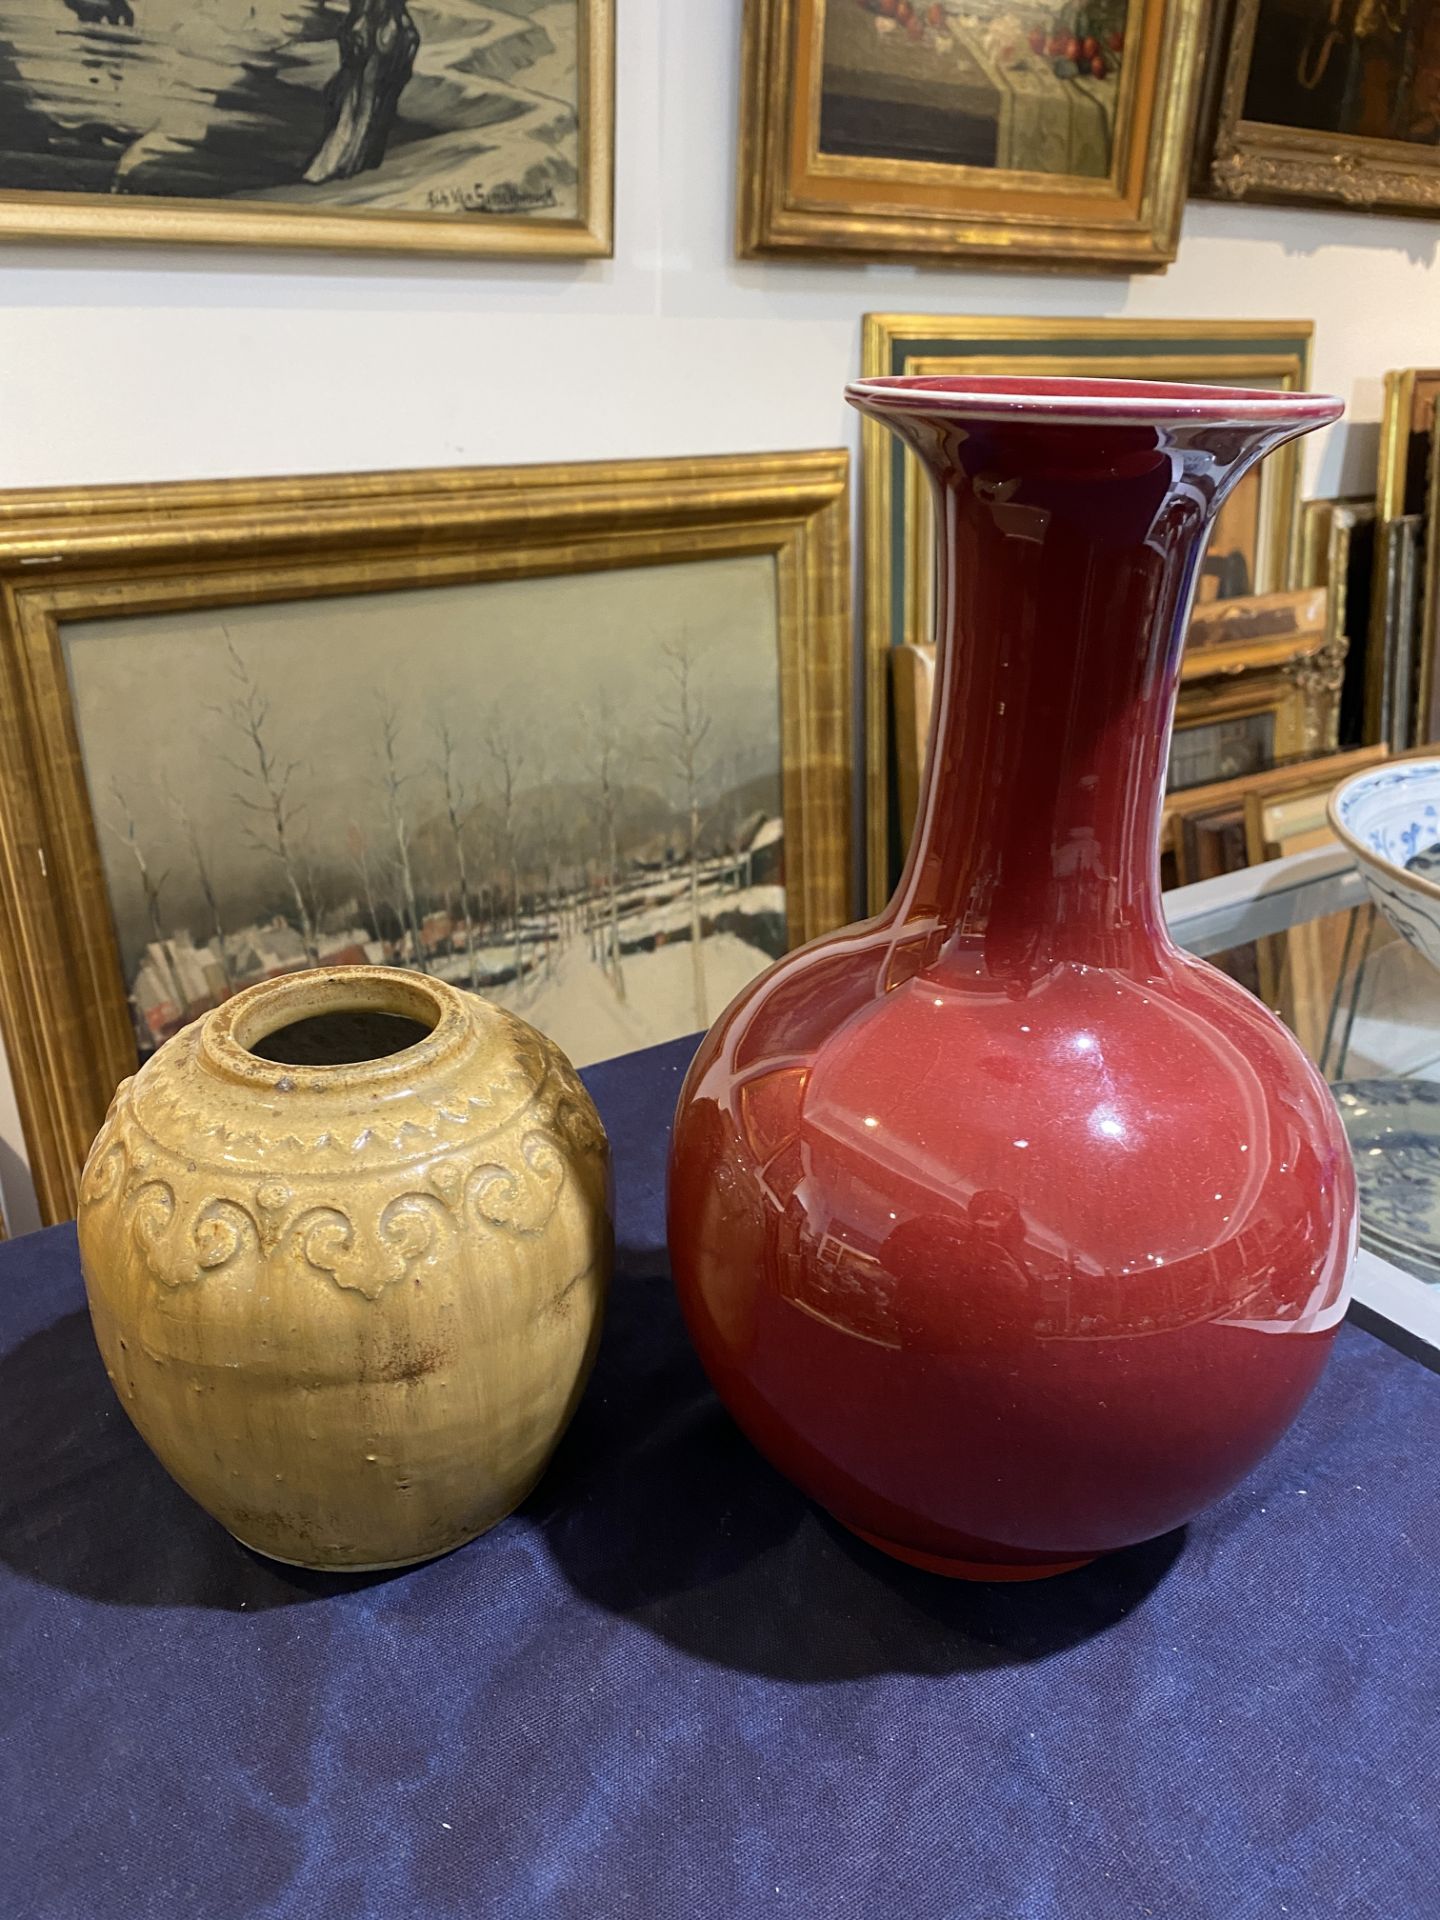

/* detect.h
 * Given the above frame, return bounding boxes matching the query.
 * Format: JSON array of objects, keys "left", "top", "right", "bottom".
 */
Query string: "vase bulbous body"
[
  {"left": 668, "top": 376, "right": 1356, "bottom": 1580},
  {"left": 78, "top": 966, "right": 611, "bottom": 1571}
]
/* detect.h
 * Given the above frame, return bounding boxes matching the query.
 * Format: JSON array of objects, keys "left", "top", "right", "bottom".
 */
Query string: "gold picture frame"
[
  {"left": 1173, "top": 587, "right": 1341, "bottom": 768},
  {"left": 1165, "top": 745, "right": 1387, "bottom": 884},
  {"left": 1171, "top": 618, "right": 1333, "bottom": 790},
  {"left": 1195, "top": 0, "right": 1440, "bottom": 216},
  {"left": 1376, "top": 370, "right": 1440, "bottom": 525},
  {"left": 860, "top": 314, "right": 1314, "bottom": 905},
  {"left": 1296, "top": 495, "right": 1378, "bottom": 748},
  {"left": 1373, "top": 513, "right": 1426, "bottom": 750},
  {"left": 0, "top": 0, "right": 614, "bottom": 258},
  {"left": 737, "top": 0, "right": 1207, "bottom": 269},
  {"left": 0, "top": 452, "right": 853, "bottom": 1225},
  {"left": 1372, "top": 372, "right": 1440, "bottom": 746}
]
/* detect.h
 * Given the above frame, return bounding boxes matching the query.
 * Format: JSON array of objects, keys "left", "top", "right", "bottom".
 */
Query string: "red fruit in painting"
[
  {"left": 1080, "top": 34, "right": 1098, "bottom": 56},
  {"left": 1090, "top": 51, "right": 1107, "bottom": 75},
  {"left": 1107, "top": 28, "right": 1124, "bottom": 49},
  {"left": 895, "top": 0, "right": 914, "bottom": 20},
  {"left": 1064, "top": 34, "right": 1081, "bottom": 59},
  {"left": 928, "top": 1, "right": 944, "bottom": 24},
  {"left": 1028, "top": 25, "right": 1046, "bottom": 50}
]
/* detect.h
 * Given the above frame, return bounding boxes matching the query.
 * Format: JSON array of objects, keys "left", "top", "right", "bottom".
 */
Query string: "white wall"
[
  {"left": 0, "top": 0, "right": 1437, "bottom": 1229},
  {"left": 4, "top": 0, "right": 1438, "bottom": 498}
]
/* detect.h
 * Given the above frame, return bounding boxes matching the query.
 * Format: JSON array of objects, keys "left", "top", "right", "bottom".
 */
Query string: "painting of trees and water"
[{"left": 62, "top": 555, "right": 787, "bottom": 1069}]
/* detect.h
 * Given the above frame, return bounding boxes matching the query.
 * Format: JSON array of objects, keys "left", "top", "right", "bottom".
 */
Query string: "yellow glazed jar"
[{"left": 77, "top": 966, "right": 610, "bottom": 1571}]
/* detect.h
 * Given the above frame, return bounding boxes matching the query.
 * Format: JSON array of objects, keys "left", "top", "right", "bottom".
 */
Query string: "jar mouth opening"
[
  {"left": 202, "top": 966, "right": 464, "bottom": 1087},
  {"left": 245, "top": 1007, "right": 437, "bottom": 1067}
]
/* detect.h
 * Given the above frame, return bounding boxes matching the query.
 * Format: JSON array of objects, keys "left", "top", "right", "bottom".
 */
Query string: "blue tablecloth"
[{"left": 2, "top": 1034, "right": 1438, "bottom": 1919}]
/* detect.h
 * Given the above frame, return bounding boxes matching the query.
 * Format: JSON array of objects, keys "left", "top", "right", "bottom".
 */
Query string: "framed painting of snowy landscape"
[
  {"left": 0, "top": 0, "right": 613, "bottom": 256},
  {"left": 0, "top": 451, "right": 851, "bottom": 1223}
]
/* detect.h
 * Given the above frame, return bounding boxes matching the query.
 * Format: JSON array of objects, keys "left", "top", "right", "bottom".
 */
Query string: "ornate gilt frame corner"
[
  {"left": 0, "top": 451, "right": 853, "bottom": 1225},
  {"left": 1196, "top": 0, "right": 1440, "bottom": 215},
  {"left": 736, "top": 0, "right": 1207, "bottom": 270},
  {"left": 0, "top": 0, "right": 614, "bottom": 258}
]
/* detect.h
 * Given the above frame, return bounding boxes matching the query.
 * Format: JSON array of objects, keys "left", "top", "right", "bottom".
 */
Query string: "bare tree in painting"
[
  {"left": 299, "top": 851, "right": 328, "bottom": 951},
  {"left": 214, "top": 638, "right": 320, "bottom": 967},
  {"left": 707, "top": 748, "right": 749, "bottom": 890},
  {"left": 305, "top": 0, "right": 420, "bottom": 185},
  {"left": 431, "top": 714, "right": 480, "bottom": 990},
  {"left": 529, "top": 756, "right": 554, "bottom": 981},
  {"left": 484, "top": 720, "right": 528, "bottom": 990},
  {"left": 527, "top": 752, "right": 578, "bottom": 982},
  {"left": 582, "top": 852, "right": 602, "bottom": 967},
  {"left": 583, "top": 696, "right": 627, "bottom": 1004},
  {"left": 658, "top": 637, "right": 712, "bottom": 1028},
  {"left": 375, "top": 692, "right": 427, "bottom": 972},
  {"left": 106, "top": 779, "right": 187, "bottom": 1021},
  {"left": 346, "top": 822, "right": 382, "bottom": 945},
  {"left": 164, "top": 778, "right": 234, "bottom": 993}
]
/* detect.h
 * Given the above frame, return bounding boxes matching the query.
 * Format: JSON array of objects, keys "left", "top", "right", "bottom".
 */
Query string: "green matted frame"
[{"left": 859, "top": 314, "right": 1315, "bottom": 909}]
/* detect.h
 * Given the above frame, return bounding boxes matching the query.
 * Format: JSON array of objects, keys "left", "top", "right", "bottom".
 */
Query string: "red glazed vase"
[{"left": 667, "top": 375, "right": 1357, "bottom": 1581}]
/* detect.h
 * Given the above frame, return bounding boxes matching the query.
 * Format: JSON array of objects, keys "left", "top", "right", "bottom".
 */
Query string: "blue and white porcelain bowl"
[{"left": 1328, "top": 758, "right": 1440, "bottom": 971}]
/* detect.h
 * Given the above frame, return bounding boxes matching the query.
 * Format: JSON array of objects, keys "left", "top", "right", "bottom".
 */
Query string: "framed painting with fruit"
[{"left": 737, "top": 0, "right": 1208, "bottom": 269}]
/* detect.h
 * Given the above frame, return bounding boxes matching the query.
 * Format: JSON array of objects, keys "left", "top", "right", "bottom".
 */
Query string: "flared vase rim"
[{"left": 846, "top": 373, "right": 1343, "bottom": 429}]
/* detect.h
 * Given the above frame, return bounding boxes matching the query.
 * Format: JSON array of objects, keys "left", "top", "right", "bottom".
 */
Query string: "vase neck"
[{"left": 855, "top": 391, "right": 1337, "bottom": 982}]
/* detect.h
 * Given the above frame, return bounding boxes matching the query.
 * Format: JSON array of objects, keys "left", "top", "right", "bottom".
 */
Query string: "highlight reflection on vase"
[{"left": 668, "top": 375, "right": 1356, "bottom": 1581}]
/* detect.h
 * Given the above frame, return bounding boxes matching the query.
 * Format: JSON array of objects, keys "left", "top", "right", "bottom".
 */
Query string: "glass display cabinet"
[{"left": 1167, "top": 845, "right": 1440, "bottom": 1365}]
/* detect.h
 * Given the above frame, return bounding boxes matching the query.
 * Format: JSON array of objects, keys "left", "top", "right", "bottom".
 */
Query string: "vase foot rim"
[
  {"left": 227, "top": 1531, "right": 484, "bottom": 1573},
  {"left": 847, "top": 1524, "right": 1098, "bottom": 1582}
]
